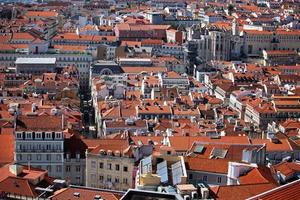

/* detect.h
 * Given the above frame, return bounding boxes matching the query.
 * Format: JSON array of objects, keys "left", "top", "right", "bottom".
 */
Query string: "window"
[
  {"left": 76, "top": 166, "right": 81, "bottom": 172},
  {"left": 217, "top": 176, "right": 222, "bottom": 183},
  {"left": 91, "top": 161, "right": 96, "bottom": 169},
  {"left": 99, "top": 175, "right": 104, "bottom": 182},
  {"left": 45, "top": 133, "right": 52, "bottom": 139},
  {"left": 55, "top": 133, "right": 62, "bottom": 139},
  {"left": 66, "top": 165, "right": 71, "bottom": 172},
  {"left": 16, "top": 133, "right": 22, "bottom": 139},
  {"left": 25, "top": 132, "right": 32, "bottom": 139},
  {"left": 27, "top": 154, "right": 32, "bottom": 161},
  {"left": 76, "top": 176, "right": 81, "bottom": 185},
  {"left": 35, "top": 133, "right": 42, "bottom": 139},
  {"left": 189, "top": 174, "right": 193, "bottom": 179},
  {"left": 56, "top": 154, "right": 61, "bottom": 161},
  {"left": 37, "top": 154, "right": 41, "bottom": 161},
  {"left": 107, "top": 175, "right": 111, "bottom": 182},
  {"left": 99, "top": 162, "right": 103, "bottom": 169},
  {"left": 16, "top": 144, "right": 21, "bottom": 150},
  {"left": 107, "top": 163, "right": 112, "bottom": 170},
  {"left": 91, "top": 174, "right": 96, "bottom": 181},
  {"left": 203, "top": 175, "right": 207, "bottom": 182},
  {"left": 123, "top": 178, "right": 128, "bottom": 184},
  {"left": 56, "top": 144, "right": 61, "bottom": 151},
  {"left": 46, "top": 154, "right": 51, "bottom": 161},
  {"left": 76, "top": 153, "right": 80, "bottom": 161},
  {"left": 57, "top": 165, "right": 62, "bottom": 172},
  {"left": 17, "top": 154, "right": 22, "bottom": 161},
  {"left": 123, "top": 166, "right": 128, "bottom": 172},
  {"left": 115, "top": 164, "right": 120, "bottom": 171},
  {"left": 115, "top": 177, "right": 119, "bottom": 183},
  {"left": 47, "top": 165, "right": 52, "bottom": 172},
  {"left": 66, "top": 153, "right": 70, "bottom": 161}
]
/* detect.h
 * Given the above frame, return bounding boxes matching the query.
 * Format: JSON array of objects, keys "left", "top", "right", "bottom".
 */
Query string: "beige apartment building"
[{"left": 85, "top": 139, "right": 153, "bottom": 191}]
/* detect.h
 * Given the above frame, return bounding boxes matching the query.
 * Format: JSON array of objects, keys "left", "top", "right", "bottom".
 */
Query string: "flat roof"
[
  {"left": 119, "top": 58, "right": 152, "bottom": 62},
  {"left": 15, "top": 58, "right": 56, "bottom": 65}
]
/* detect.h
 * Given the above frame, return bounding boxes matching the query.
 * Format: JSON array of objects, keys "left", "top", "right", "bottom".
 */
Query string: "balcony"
[
  {"left": 271, "top": 38, "right": 280, "bottom": 43},
  {"left": 16, "top": 148, "right": 63, "bottom": 153}
]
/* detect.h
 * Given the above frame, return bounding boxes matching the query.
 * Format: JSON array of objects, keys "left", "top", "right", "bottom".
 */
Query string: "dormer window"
[
  {"left": 16, "top": 133, "right": 22, "bottom": 139},
  {"left": 45, "top": 132, "right": 52, "bottom": 139},
  {"left": 25, "top": 132, "right": 32, "bottom": 139},
  {"left": 55, "top": 133, "right": 62, "bottom": 139},
  {"left": 35, "top": 132, "right": 42, "bottom": 139}
]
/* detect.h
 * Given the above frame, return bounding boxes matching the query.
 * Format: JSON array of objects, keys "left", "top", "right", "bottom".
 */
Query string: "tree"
[{"left": 228, "top": 4, "right": 235, "bottom": 16}]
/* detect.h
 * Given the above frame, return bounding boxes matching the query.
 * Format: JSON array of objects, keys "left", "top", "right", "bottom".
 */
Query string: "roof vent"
[
  {"left": 271, "top": 137, "right": 280, "bottom": 144},
  {"left": 125, "top": 118, "right": 135, "bottom": 125},
  {"left": 73, "top": 192, "right": 80, "bottom": 197},
  {"left": 210, "top": 135, "right": 221, "bottom": 139},
  {"left": 94, "top": 194, "right": 102, "bottom": 200}
]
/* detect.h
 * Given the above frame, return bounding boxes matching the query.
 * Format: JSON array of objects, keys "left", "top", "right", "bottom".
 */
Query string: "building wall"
[
  {"left": 243, "top": 32, "right": 300, "bottom": 57},
  {"left": 64, "top": 158, "right": 86, "bottom": 185},
  {"left": 187, "top": 170, "right": 228, "bottom": 186},
  {"left": 16, "top": 63, "right": 56, "bottom": 75},
  {"left": 86, "top": 153, "right": 135, "bottom": 191},
  {"left": 15, "top": 131, "right": 64, "bottom": 178}
]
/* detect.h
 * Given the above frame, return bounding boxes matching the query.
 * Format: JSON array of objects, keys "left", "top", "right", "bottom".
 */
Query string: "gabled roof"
[{"left": 0, "top": 176, "right": 38, "bottom": 198}]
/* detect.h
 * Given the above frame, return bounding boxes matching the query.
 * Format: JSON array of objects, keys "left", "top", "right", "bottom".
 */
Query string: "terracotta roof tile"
[
  {"left": 0, "top": 128, "right": 14, "bottom": 165},
  {"left": 212, "top": 183, "right": 276, "bottom": 200},
  {"left": 247, "top": 179, "right": 300, "bottom": 200},
  {"left": 0, "top": 176, "right": 38, "bottom": 197},
  {"left": 16, "top": 115, "right": 63, "bottom": 132},
  {"left": 272, "top": 161, "right": 300, "bottom": 177},
  {"left": 51, "top": 186, "right": 120, "bottom": 200},
  {"left": 185, "top": 157, "right": 229, "bottom": 174}
]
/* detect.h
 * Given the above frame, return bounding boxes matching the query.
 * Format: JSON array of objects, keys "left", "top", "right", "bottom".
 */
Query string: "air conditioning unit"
[
  {"left": 201, "top": 188, "right": 209, "bottom": 199},
  {"left": 73, "top": 192, "right": 80, "bottom": 197},
  {"left": 191, "top": 191, "right": 198, "bottom": 199},
  {"left": 94, "top": 194, "right": 103, "bottom": 200},
  {"left": 184, "top": 195, "right": 190, "bottom": 200}
]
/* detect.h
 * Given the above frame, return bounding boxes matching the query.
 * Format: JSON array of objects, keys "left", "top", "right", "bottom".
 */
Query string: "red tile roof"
[
  {"left": 247, "top": 179, "right": 300, "bottom": 200},
  {"left": 16, "top": 115, "right": 63, "bottom": 132},
  {"left": 11, "top": 32, "right": 35, "bottom": 41},
  {"left": 0, "top": 128, "right": 14, "bottom": 166},
  {"left": 26, "top": 11, "right": 58, "bottom": 18},
  {"left": 169, "top": 136, "right": 250, "bottom": 152},
  {"left": 51, "top": 186, "right": 121, "bottom": 200},
  {"left": 0, "top": 176, "right": 38, "bottom": 198},
  {"left": 252, "top": 138, "right": 293, "bottom": 152},
  {"left": 238, "top": 166, "right": 278, "bottom": 186},
  {"left": 272, "top": 161, "right": 300, "bottom": 177},
  {"left": 185, "top": 157, "right": 229, "bottom": 174},
  {"left": 211, "top": 183, "right": 276, "bottom": 200}
]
